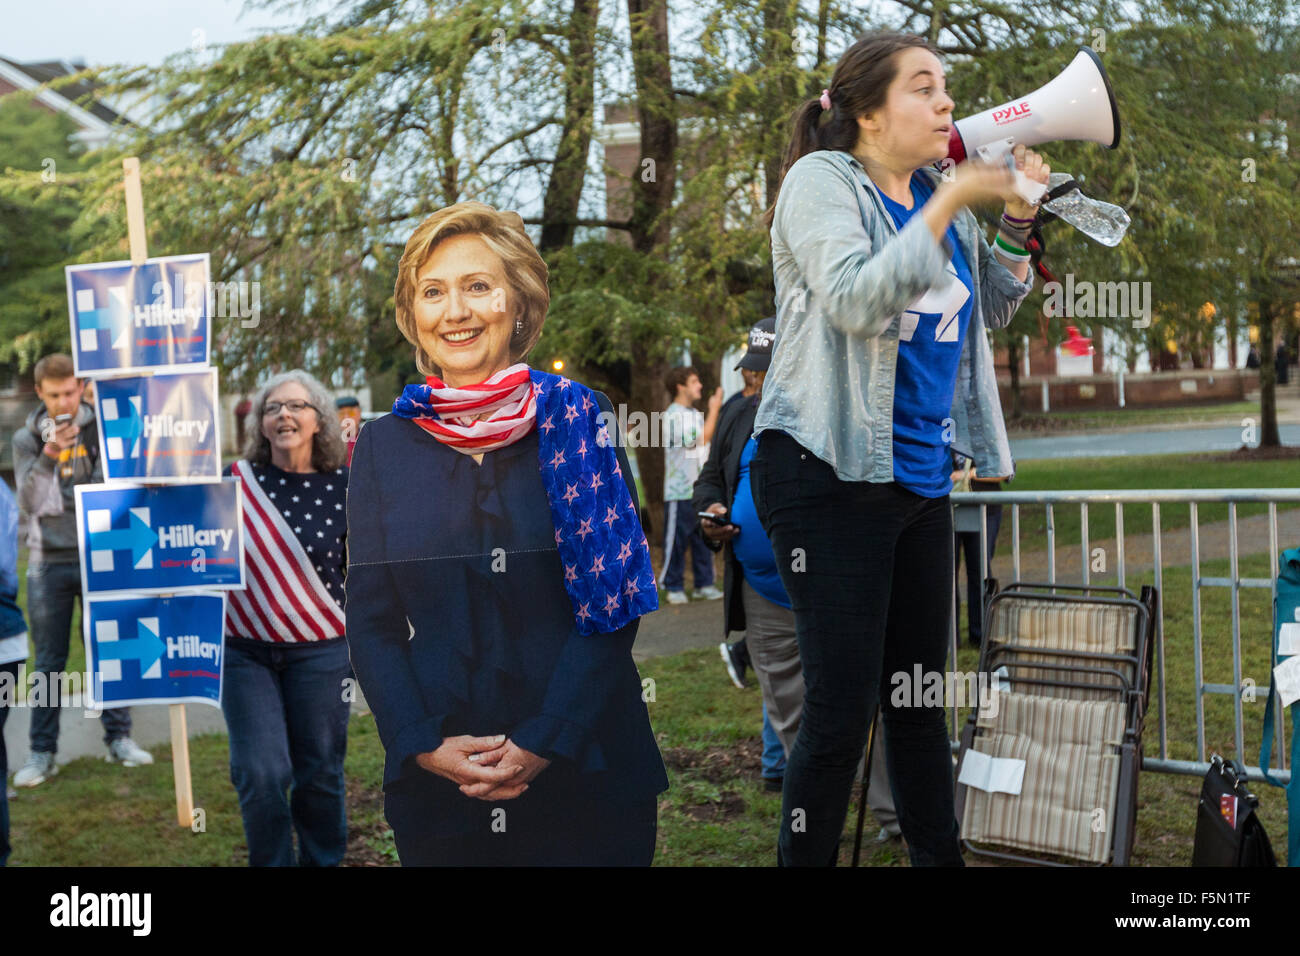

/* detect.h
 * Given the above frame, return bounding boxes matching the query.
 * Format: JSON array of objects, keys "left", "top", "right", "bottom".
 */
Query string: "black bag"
[{"left": 1192, "top": 754, "right": 1277, "bottom": 866}]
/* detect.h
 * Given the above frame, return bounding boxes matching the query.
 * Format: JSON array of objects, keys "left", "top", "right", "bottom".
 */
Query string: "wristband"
[
  {"left": 994, "top": 234, "right": 1030, "bottom": 257},
  {"left": 1001, "top": 212, "right": 1036, "bottom": 225},
  {"left": 993, "top": 237, "right": 1031, "bottom": 262}
]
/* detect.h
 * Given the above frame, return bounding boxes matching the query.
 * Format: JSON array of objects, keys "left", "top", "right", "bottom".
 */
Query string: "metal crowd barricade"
[{"left": 948, "top": 488, "right": 1300, "bottom": 785}]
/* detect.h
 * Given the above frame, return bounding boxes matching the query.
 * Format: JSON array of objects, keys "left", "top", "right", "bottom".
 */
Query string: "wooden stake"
[
  {"left": 122, "top": 156, "right": 195, "bottom": 828},
  {"left": 122, "top": 157, "right": 148, "bottom": 266},
  {"left": 169, "top": 705, "right": 194, "bottom": 828}
]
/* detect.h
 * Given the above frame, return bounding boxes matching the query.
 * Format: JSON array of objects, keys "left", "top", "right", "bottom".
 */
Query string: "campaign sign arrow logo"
[
  {"left": 98, "top": 618, "right": 166, "bottom": 677},
  {"left": 75, "top": 286, "right": 130, "bottom": 350},
  {"left": 88, "top": 511, "right": 158, "bottom": 567},
  {"left": 102, "top": 399, "right": 143, "bottom": 450}
]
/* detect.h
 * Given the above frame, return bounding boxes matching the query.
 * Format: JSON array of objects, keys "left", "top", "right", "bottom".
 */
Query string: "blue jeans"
[
  {"left": 221, "top": 637, "right": 352, "bottom": 866},
  {"left": 1, "top": 661, "right": 17, "bottom": 866},
  {"left": 27, "top": 562, "right": 130, "bottom": 753},
  {"left": 660, "top": 499, "right": 715, "bottom": 592},
  {"left": 751, "top": 430, "right": 963, "bottom": 867},
  {"left": 761, "top": 702, "right": 786, "bottom": 779}
]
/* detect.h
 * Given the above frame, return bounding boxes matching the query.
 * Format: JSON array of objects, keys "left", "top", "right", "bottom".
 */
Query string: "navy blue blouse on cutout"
[{"left": 344, "top": 392, "right": 668, "bottom": 839}]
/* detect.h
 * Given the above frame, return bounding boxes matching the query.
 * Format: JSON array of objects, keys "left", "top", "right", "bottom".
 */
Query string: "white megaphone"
[{"left": 946, "top": 48, "right": 1121, "bottom": 204}]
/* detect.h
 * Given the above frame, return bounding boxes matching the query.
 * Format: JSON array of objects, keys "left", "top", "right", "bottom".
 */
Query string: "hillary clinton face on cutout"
[
  {"left": 393, "top": 202, "right": 549, "bottom": 390},
  {"left": 413, "top": 233, "right": 518, "bottom": 389}
]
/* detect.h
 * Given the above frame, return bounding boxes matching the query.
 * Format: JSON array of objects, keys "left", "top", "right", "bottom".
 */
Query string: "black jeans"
[{"left": 751, "top": 430, "right": 963, "bottom": 867}]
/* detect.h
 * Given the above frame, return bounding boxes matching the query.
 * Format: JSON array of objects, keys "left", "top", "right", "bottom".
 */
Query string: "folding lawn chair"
[{"left": 953, "top": 582, "right": 1157, "bottom": 866}]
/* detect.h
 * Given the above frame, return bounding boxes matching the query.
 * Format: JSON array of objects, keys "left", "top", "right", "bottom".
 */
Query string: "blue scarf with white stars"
[{"left": 393, "top": 369, "right": 659, "bottom": 634}]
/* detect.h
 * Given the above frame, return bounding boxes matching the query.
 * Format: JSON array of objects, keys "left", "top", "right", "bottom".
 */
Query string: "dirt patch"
[
  {"left": 681, "top": 795, "right": 748, "bottom": 821},
  {"left": 342, "top": 774, "right": 396, "bottom": 866},
  {"left": 661, "top": 738, "right": 765, "bottom": 786}
]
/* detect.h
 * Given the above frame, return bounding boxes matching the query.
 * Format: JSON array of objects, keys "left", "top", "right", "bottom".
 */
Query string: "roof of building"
[{"left": 0, "top": 56, "right": 125, "bottom": 126}]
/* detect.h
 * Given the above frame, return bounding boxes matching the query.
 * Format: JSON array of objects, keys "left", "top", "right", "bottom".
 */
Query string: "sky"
[{"left": 4, "top": 0, "right": 306, "bottom": 67}]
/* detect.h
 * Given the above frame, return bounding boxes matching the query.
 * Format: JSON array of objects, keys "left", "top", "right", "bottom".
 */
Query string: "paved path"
[{"left": 1010, "top": 424, "right": 1300, "bottom": 460}]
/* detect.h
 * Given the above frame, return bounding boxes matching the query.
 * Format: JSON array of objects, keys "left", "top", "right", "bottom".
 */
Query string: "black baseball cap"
[
  {"left": 735, "top": 317, "right": 776, "bottom": 372},
  {"left": 335, "top": 396, "right": 360, "bottom": 409}
]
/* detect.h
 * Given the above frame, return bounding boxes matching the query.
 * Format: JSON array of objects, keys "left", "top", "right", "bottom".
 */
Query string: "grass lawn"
[
  {"left": 7, "top": 548, "right": 1292, "bottom": 867},
  {"left": 992, "top": 452, "right": 1300, "bottom": 551},
  {"left": 1006, "top": 400, "right": 1261, "bottom": 435}
]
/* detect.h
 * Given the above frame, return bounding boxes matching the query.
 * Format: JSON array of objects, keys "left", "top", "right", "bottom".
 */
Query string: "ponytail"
[{"left": 762, "top": 31, "right": 940, "bottom": 232}]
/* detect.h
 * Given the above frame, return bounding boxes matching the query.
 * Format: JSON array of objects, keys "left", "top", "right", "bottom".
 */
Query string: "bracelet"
[
  {"left": 998, "top": 224, "right": 1031, "bottom": 244},
  {"left": 995, "top": 247, "right": 1031, "bottom": 263},
  {"left": 994, "top": 234, "right": 1030, "bottom": 257},
  {"left": 1001, "top": 212, "right": 1036, "bottom": 225}
]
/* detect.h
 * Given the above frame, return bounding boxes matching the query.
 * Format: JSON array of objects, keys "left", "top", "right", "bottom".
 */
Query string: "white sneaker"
[
  {"left": 696, "top": 585, "right": 724, "bottom": 601},
  {"left": 666, "top": 590, "right": 690, "bottom": 605},
  {"left": 106, "top": 737, "right": 154, "bottom": 767},
  {"left": 13, "top": 751, "right": 58, "bottom": 788}
]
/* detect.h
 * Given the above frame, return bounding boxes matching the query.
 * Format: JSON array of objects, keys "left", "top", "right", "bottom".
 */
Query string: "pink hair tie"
[{"left": 820, "top": 89, "right": 831, "bottom": 111}]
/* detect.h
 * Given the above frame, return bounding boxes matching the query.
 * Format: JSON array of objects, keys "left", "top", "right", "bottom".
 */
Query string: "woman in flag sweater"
[
  {"left": 223, "top": 370, "right": 351, "bottom": 866},
  {"left": 344, "top": 202, "right": 668, "bottom": 866}
]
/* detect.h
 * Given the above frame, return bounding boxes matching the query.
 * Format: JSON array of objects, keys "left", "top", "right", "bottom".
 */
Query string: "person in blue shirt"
[
  {"left": 0, "top": 477, "right": 29, "bottom": 866},
  {"left": 694, "top": 318, "right": 802, "bottom": 792},
  {"left": 345, "top": 201, "right": 668, "bottom": 866},
  {"left": 751, "top": 30, "right": 1048, "bottom": 866}
]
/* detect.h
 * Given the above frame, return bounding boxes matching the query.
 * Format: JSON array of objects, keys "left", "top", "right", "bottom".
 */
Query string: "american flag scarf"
[
  {"left": 392, "top": 365, "right": 659, "bottom": 634},
  {"left": 226, "top": 459, "right": 346, "bottom": 643}
]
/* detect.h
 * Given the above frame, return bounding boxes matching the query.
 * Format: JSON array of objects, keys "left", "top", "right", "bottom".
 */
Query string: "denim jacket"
[{"left": 755, "top": 149, "right": 1032, "bottom": 482}]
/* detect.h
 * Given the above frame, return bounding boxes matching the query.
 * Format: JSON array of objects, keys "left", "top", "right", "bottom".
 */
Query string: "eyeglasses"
[{"left": 263, "top": 400, "right": 317, "bottom": 416}]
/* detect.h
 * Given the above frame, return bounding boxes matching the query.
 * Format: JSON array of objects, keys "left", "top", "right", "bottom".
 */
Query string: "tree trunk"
[
  {"left": 625, "top": 0, "right": 677, "bottom": 522},
  {"left": 1258, "top": 299, "right": 1280, "bottom": 447},
  {"left": 629, "top": 341, "right": 669, "bottom": 536},
  {"left": 538, "top": 0, "right": 599, "bottom": 253},
  {"left": 761, "top": 0, "right": 799, "bottom": 209}
]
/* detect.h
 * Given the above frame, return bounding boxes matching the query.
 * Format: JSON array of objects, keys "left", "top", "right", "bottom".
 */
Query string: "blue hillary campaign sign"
[
  {"left": 93, "top": 370, "right": 221, "bottom": 483},
  {"left": 75, "top": 480, "right": 245, "bottom": 595},
  {"left": 84, "top": 593, "right": 226, "bottom": 709},
  {"left": 66, "top": 254, "right": 211, "bottom": 376}
]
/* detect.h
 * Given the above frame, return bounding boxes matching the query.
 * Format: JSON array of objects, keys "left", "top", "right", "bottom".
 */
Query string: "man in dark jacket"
[
  {"left": 692, "top": 319, "right": 803, "bottom": 774},
  {"left": 11, "top": 354, "right": 152, "bottom": 788}
]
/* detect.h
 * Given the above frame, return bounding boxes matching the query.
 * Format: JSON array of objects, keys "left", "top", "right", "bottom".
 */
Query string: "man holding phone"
[
  {"left": 11, "top": 354, "right": 152, "bottom": 789},
  {"left": 692, "top": 319, "right": 804, "bottom": 779}
]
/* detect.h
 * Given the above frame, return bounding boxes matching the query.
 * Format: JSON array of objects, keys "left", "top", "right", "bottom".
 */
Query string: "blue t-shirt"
[
  {"left": 876, "top": 172, "right": 974, "bottom": 497},
  {"left": 730, "top": 437, "right": 791, "bottom": 609}
]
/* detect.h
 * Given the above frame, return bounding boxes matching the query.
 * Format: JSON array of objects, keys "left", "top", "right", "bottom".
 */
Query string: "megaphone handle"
[{"left": 975, "top": 140, "right": 1047, "bottom": 205}]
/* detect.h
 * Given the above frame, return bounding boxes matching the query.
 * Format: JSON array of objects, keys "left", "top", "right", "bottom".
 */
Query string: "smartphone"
[
  {"left": 55, "top": 413, "right": 72, "bottom": 424},
  {"left": 698, "top": 511, "right": 737, "bottom": 528}
]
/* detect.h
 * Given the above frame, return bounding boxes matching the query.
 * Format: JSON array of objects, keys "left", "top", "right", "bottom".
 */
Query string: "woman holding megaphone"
[{"left": 751, "top": 30, "right": 1048, "bottom": 867}]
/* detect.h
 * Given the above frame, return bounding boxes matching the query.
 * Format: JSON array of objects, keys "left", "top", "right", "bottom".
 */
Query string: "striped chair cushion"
[{"left": 961, "top": 690, "right": 1127, "bottom": 863}]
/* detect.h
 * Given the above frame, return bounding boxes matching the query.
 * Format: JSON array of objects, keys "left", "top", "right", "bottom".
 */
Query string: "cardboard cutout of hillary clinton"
[{"left": 344, "top": 202, "right": 668, "bottom": 866}]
